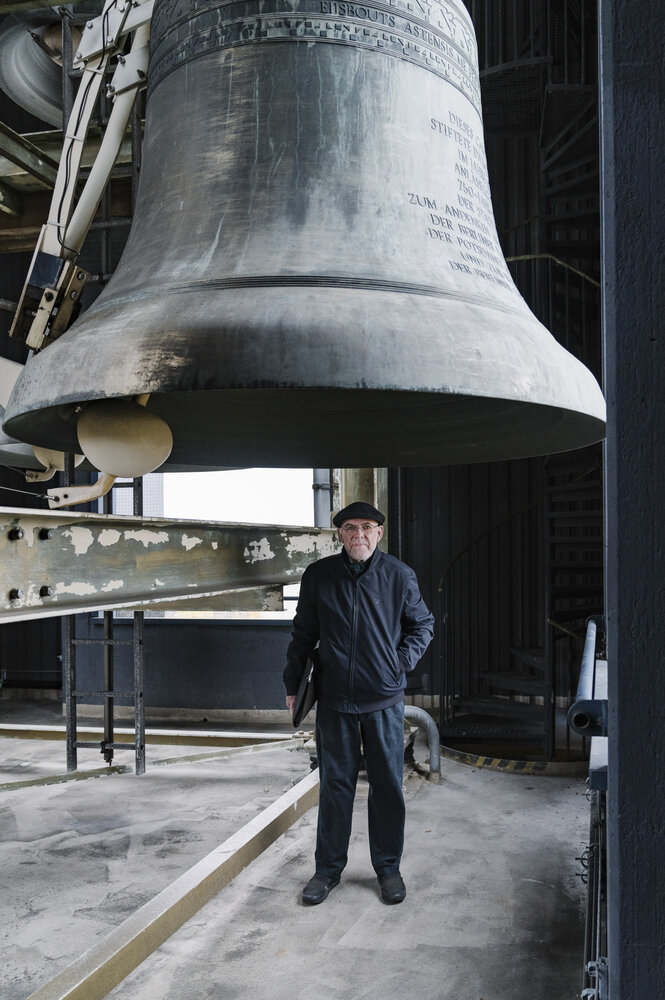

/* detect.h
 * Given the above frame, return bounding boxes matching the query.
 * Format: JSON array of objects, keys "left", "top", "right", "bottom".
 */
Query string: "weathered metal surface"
[
  {"left": 132, "top": 585, "right": 284, "bottom": 613},
  {"left": 4, "top": 0, "right": 605, "bottom": 468},
  {"left": 0, "top": 122, "right": 58, "bottom": 188},
  {"left": 0, "top": 507, "right": 338, "bottom": 622}
]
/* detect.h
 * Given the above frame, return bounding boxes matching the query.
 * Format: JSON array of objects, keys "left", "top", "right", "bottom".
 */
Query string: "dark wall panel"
[{"left": 73, "top": 618, "right": 292, "bottom": 711}]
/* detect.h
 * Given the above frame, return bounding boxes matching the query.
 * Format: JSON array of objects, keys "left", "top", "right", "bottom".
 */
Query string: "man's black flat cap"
[{"left": 333, "top": 502, "right": 386, "bottom": 527}]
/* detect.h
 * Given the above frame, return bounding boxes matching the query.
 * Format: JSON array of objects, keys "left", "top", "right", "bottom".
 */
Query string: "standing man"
[{"left": 284, "top": 501, "right": 434, "bottom": 906}]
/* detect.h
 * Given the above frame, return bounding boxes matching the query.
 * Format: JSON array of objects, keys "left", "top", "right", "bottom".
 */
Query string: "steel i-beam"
[{"left": 0, "top": 507, "right": 339, "bottom": 622}]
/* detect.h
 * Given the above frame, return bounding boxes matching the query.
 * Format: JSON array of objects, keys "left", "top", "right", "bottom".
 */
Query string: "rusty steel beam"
[
  {"left": 132, "top": 585, "right": 285, "bottom": 613},
  {"left": 0, "top": 122, "right": 59, "bottom": 189},
  {"left": 0, "top": 507, "right": 338, "bottom": 622},
  {"left": 0, "top": 178, "right": 23, "bottom": 216}
]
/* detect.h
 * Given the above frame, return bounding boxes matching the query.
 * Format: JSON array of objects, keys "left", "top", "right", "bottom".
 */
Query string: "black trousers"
[{"left": 314, "top": 700, "right": 405, "bottom": 878}]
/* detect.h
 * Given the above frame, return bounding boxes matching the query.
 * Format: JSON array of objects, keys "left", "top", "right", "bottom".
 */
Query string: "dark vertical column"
[
  {"left": 63, "top": 613, "right": 77, "bottom": 772},
  {"left": 59, "top": 3, "right": 78, "bottom": 774},
  {"left": 102, "top": 491, "right": 114, "bottom": 764},
  {"left": 102, "top": 610, "right": 114, "bottom": 763},
  {"left": 133, "top": 477, "right": 145, "bottom": 775},
  {"left": 599, "top": 3, "right": 665, "bottom": 995}
]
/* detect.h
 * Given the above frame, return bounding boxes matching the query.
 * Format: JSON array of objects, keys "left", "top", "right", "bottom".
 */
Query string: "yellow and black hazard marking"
[{"left": 440, "top": 745, "right": 587, "bottom": 776}]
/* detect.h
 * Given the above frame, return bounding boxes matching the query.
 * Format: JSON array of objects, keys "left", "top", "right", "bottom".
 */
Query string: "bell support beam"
[
  {"left": 0, "top": 122, "right": 59, "bottom": 189},
  {"left": 0, "top": 507, "right": 338, "bottom": 623},
  {"left": 0, "top": 0, "right": 92, "bottom": 10},
  {"left": 0, "top": 179, "right": 23, "bottom": 217}
]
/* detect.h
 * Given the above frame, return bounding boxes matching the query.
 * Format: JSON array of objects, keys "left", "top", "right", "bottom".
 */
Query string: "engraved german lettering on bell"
[
  {"left": 148, "top": 0, "right": 481, "bottom": 110},
  {"left": 3, "top": 0, "right": 606, "bottom": 470}
]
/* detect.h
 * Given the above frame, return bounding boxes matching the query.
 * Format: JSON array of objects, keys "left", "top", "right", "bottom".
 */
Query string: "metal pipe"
[
  {"left": 63, "top": 21, "right": 150, "bottom": 252},
  {"left": 312, "top": 469, "right": 332, "bottom": 527},
  {"left": 567, "top": 617, "right": 607, "bottom": 736},
  {"left": 576, "top": 617, "right": 598, "bottom": 703},
  {"left": 404, "top": 705, "right": 440, "bottom": 782}
]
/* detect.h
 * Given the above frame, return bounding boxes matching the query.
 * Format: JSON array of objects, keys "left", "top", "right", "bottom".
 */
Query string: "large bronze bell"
[{"left": 4, "top": 0, "right": 605, "bottom": 469}]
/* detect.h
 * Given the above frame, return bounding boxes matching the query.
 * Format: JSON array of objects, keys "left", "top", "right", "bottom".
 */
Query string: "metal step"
[
  {"left": 551, "top": 563, "right": 603, "bottom": 574},
  {"left": 551, "top": 584, "right": 603, "bottom": 597},
  {"left": 452, "top": 697, "right": 546, "bottom": 723},
  {"left": 479, "top": 672, "right": 547, "bottom": 696},
  {"left": 546, "top": 481, "right": 601, "bottom": 496},
  {"left": 547, "top": 512, "right": 602, "bottom": 524},
  {"left": 550, "top": 546, "right": 603, "bottom": 554},
  {"left": 509, "top": 647, "right": 546, "bottom": 669},
  {"left": 549, "top": 605, "right": 603, "bottom": 623},
  {"left": 443, "top": 712, "right": 545, "bottom": 740}
]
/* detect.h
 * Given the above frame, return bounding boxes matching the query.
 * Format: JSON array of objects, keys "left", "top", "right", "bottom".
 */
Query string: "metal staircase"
[
  {"left": 439, "top": 446, "right": 603, "bottom": 761},
  {"left": 436, "top": 2, "right": 604, "bottom": 761}
]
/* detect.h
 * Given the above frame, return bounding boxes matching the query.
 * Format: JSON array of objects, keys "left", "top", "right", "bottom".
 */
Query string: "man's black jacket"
[{"left": 284, "top": 549, "right": 434, "bottom": 714}]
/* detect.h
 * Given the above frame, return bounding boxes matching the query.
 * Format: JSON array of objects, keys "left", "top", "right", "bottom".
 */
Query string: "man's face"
[{"left": 337, "top": 518, "right": 384, "bottom": 563}]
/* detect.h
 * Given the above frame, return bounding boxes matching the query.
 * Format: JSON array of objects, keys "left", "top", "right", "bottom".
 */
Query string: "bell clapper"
[
  {"left": 76, "top": 395, "right": 173, "bottom": 474},
  {"left": 44, "top": 394, "right": 172, "bottom": 509}
]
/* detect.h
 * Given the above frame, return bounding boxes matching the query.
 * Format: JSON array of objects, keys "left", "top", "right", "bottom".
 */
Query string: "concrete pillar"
[
  {"left": 334, "top": 468, "right": 389, "bottom": 549},
  {"left": 600, "top": 3, "right": 665, "bottom": 995}
]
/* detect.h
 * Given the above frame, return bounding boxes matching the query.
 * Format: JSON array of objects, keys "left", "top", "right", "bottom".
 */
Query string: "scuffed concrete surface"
[
  {"left": 107, "top": 764, "right": 589, "bottom": 1000},
  {"left": 0, "top": 721, "right": 588, "bottom": 1000},
  {"left": 0, "top": 738, "right": 311, "bottom": 1000}
]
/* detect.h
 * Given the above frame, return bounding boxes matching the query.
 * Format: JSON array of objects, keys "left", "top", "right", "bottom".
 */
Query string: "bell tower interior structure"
[{"left": 0, "top": 1, "right": 663, "bottom": 997}]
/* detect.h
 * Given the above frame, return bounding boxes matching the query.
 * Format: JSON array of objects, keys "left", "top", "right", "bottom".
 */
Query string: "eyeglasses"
[{"left": 340, "top": 523, "right": 379, "bottom": 535}]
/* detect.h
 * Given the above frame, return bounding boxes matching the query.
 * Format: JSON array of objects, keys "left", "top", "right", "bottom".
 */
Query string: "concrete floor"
[{"left": 0, "top": 699, "right": 589, "bottom": 1000}]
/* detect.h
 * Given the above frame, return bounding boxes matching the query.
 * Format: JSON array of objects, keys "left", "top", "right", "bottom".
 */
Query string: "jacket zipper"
[{"left": 348, "top": 577, "right": 358, "bottom": 706}]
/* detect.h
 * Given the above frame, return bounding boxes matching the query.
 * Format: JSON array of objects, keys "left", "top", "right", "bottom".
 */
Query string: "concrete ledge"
[
  {"left": 0, "top": 723, "right": 299, "bottom": 746},
  {"left": 25, "top": 768, "right": 320, "bottom": 1000},
  {"left": 74, "top": 706, "right": 298, "bottom": 725},
  {"left": 0, "top": 738, "right": 311, "bottom": 791}
]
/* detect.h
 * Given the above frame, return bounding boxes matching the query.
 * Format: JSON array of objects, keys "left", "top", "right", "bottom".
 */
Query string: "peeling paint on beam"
[
  {"left": 0, "top": 507, "right": 339, "bottom": 622},
  {"left": 132, "top": 585, "right": 285, "bottom": 613}
]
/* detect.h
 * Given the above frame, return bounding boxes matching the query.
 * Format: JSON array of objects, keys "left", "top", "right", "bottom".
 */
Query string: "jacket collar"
[{"left": 341, "top": 547, "right": 382, "bottom": 577}]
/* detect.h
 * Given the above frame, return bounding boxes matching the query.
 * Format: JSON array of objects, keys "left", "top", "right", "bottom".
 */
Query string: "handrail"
[
  {"left": 437, "top": 500, "right": 542, "bottom": 591},
  {"left": 568, "top": 617, "right": 607, "bottom": 736}
]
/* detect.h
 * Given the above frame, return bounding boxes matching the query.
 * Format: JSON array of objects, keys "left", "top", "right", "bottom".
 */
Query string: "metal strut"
[{"left": 64, "top": 478, "right": 147, "bottom": 773}]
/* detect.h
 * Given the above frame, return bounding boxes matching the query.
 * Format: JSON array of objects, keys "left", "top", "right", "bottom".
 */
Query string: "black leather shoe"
[
  {"left": 378, "top": 871, "right": 406, "bottom": 904},
  {"left": 302, "top": 873, "right": 341, "bottom": 905}
]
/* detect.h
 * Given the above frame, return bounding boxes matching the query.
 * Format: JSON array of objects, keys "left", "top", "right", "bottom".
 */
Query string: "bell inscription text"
[{"left": 149, "top": 0, "right": 481, "bottom": 113}]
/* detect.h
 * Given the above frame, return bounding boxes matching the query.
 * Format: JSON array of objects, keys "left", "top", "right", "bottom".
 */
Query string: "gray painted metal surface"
[
  {"left": 600, "top": 0, "right": 665, "bottom": 995},
  {"left": 0, "top": 507, "right": 339, "bottom": 621},
  {"left": 4, "top": 0, "right": 604, "bottom": 468}
]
